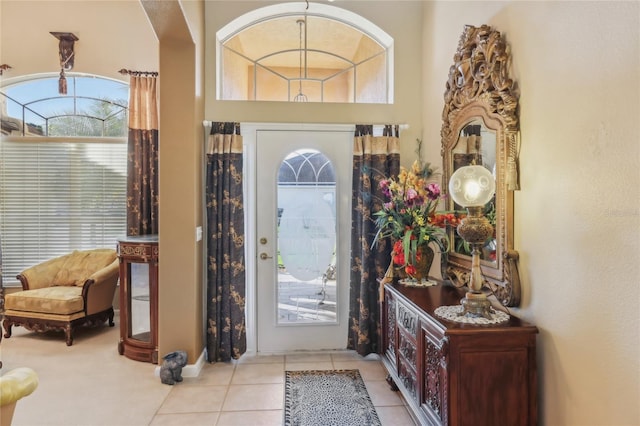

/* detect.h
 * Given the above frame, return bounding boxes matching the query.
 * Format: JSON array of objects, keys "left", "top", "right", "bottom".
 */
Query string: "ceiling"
[
  {"left": 0, "top": 1, "right": 158, "bottom": 84},
  {"left": 227, "top": 15, "right": 382, "bottom": 70}
]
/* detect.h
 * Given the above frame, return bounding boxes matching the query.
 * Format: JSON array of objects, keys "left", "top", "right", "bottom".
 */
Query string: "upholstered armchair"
[
  {"left": 0, "top": 367, "right": 39, "bottom": 426},
  {"left": 2, "top": 249, "right": 119, "bottom": 346}
]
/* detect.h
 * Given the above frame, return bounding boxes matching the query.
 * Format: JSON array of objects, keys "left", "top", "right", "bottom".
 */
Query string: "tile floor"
[{"left": 1, "top": 315, "right": 416, "bottom": 426}]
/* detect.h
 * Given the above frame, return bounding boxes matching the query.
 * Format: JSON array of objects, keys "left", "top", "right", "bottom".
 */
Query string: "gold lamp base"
[
  {"left": 458, "top": 291, "right": 493, "bottom": 320},
  {"left": 456, "top": 206, "right": 495, "bottom": 320}
]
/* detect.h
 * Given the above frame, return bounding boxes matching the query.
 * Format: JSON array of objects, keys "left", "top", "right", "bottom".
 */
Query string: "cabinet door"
[
  {"left": 421, "top": 322, "right": 449, "bottom": 425},
  {"left": 396, "top": 301, "right": 419, "bottom": 402},
  {"left": 127, "top": 262, "right": 152, "bottom": 342},
  {"left": 384, "top": 289, "right": 397, "bottom": 368},
  {"left": 452, "top": 335, "right": 534, "bottom": 426}
]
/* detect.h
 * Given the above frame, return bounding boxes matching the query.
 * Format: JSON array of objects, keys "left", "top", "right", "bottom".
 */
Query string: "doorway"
[{"left": 243, "top": 123, "right": 354, "bottom": 353}]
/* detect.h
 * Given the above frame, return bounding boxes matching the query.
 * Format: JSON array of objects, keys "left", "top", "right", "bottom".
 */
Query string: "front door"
[{"left": 251, "top": 125, "right": 353, "bottom": 353}]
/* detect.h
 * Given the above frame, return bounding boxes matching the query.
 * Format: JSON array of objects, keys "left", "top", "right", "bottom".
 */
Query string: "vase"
[{"left": 394, "top": 245, "right": 435, "bottom": 284}]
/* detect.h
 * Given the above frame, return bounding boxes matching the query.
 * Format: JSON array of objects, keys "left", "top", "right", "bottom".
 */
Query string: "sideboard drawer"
[
  {"left": 397, "top": 300, "right": 418, "bottom": 336},
  {"left": 398, "top": 355, "right": 418, "bottom": 402},
  {"left": 398, "top": 327, "right": 417, "bottom": 371}
]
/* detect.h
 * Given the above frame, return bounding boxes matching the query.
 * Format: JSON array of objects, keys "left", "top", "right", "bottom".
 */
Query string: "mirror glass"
[
  {"left": 450, "top": 119, "right": 497, "bottom": 266},
  {"left": 440, "top": 24, "right": 521, "bottom": 307}
]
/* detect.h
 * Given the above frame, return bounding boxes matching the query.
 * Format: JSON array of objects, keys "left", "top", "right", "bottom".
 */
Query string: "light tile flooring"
[{"left": 1, "top": 314, "right": 416, "bottom": 426}]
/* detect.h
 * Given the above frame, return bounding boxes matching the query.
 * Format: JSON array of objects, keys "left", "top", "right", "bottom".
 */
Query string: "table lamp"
[{"left": 448, "top": 165, "right": 496, "bottom": 319}]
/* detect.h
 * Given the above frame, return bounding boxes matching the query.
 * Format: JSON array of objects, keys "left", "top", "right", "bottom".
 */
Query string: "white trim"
[
  {"left": 154, "top": 348, "right": 206, "bottom": 379},
  {"left": 216, "top": 3, "right": 393, "bottom": 46},
  {"left": 242, "top": 122, "right": 355, "bottom": 353}
]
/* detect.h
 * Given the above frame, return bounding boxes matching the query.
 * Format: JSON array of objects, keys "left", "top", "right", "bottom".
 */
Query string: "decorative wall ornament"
[
  {"left": 442, "top": 25, "right": 520, "bottom": 190},
  {"left": 440, "top": 25, "right": 522, "bottom": 307},
  {"left": 50, "top": 32, "right": 78, "bottom": 95}
]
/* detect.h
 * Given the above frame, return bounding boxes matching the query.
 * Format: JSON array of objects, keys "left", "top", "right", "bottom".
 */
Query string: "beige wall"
[
  {"left": 2, "top": 2, "right": 639, "bottom": 424},
  {"left": 141, "top": 0, "right": 206, "bottom": 368},
  {"left": 423, "top": 2, "right": 640, "bottom": 425}
]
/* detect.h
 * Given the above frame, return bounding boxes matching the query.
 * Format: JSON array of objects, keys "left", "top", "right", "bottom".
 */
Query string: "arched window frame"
[
  {"left": 216, "top": 2, "right": 394, "bottom": 103},
  {"left": 1, "top": 72, "right": 128, "bottom": 137}
]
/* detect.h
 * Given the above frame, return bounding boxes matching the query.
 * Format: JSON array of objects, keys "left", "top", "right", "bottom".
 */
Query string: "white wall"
[{"left": 423, "top": 2, "right": 640, "bottom": 425}]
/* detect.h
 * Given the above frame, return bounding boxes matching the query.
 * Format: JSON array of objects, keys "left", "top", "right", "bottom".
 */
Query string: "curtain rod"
[
  {"left": 118, "top": 68, "right": 158, "bottom": 77},
  {"left": 372, "top": 123, "right": 410, "bottom": 131},
  {"left": 203, "top": 121, "right": 409, "bottom": 130}
]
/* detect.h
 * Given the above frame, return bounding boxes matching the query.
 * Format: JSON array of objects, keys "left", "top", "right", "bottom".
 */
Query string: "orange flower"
[
  {"left": 392, "top": 240, "right": 405, "bottom": 266},
  {"left": 405, "top": 264, "right": 416, "bottom": 276}
]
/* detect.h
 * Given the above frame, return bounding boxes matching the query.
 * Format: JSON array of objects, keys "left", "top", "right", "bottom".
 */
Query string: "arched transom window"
[{"left": 217, "top": 2, "right": 393, "bottom": 104}]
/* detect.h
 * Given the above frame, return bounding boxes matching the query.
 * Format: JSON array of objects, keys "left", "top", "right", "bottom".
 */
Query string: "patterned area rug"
[{"left": 284, "top": 369, "right": 381, "bottom": 426}]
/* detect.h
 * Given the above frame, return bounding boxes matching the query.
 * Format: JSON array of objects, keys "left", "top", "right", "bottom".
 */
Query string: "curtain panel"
[
  {"left": 126, "top": 75, "right": 159, "bottom": 236},
  {"left": 205, "top": 122, "right": 246, "bottom": 362},
  {"left": 348, "top": 124, "right": 400, "bottom": 356}
]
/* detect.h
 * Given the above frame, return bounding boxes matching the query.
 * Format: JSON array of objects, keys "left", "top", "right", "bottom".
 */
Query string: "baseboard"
[{"left": 154, "top": 348, "right": 206, "bottom": 378}]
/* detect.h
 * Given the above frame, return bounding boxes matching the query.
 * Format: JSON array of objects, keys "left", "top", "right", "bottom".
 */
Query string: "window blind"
[{"left": 0, "top": 138, "right": 127, "bottom": 286}]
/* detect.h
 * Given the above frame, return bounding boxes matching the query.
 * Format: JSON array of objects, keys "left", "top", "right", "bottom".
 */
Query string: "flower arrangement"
[{"left": 373, "top": 159, "right": 450, "bottom": 278}]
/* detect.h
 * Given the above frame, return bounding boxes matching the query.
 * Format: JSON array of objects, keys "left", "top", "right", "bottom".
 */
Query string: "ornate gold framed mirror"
[{"left": 440, "top": 25, "right": 521, "bottom": 306}]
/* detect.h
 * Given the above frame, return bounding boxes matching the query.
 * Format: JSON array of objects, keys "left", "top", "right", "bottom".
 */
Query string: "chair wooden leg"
[
  {"left": 64, "top": 324, "right": 73, "bottom": 346},
  {"left": 3, "top": 319, "right": 12, "bottom": 338}
]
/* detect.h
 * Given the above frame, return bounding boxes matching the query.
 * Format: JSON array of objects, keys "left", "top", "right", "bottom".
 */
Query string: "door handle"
[{"left": 259, "top": 252, "right": 273, "bottom": 260}]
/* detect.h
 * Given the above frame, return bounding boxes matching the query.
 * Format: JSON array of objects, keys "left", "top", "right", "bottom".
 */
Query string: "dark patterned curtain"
[
  {"left": 348, "top": 124, "right": 400, "bottom": 356},
  {"left": 126, "top": 73, "right": 159, "bottom": 236},
  {"left": 205, "top": 122, "right": 246, "bottom": 362}
]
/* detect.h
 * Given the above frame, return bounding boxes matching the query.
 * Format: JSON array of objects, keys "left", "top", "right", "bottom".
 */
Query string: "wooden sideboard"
[{"left": 381, "top": 282, "right": 538, "bottom": 426}]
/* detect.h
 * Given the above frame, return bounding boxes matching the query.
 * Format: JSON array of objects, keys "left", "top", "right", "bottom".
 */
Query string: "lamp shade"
[{"left": 448, "top": 165, "right": 496, "bottom": 207}]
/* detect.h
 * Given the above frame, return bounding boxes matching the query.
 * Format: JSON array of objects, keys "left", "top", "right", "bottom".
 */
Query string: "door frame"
[{"left": 243, "top": 122, "right": 355, "bottom": 354}]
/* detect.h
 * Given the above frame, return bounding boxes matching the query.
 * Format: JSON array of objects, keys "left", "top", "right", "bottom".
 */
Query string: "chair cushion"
[
  {"left": 0, "top": 367, "right": 39, "bottom": 406},
  {"left": 4, "top": 287, "right": 84, "bottom": 315},
  {"left": 52, "top": 249, "right": 117, "bottom": 287}
]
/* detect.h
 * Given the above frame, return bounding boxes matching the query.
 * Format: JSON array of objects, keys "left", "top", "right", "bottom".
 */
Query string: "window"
[
  {"left": 1, "top": 74, "right": 128, "bottom": 137},
  {"left": 0, "top": 74, "right": 127, "bottom": 285},
  {"left": 277, "top": 149, "right": 337, "bottom": 323},
  {"left": 217, "top": 3, "right": 393, "bottom": 103}
]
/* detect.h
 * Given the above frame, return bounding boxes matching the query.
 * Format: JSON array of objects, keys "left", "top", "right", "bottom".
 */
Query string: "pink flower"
[
  {"left": 379, "top": 179, "right": 391, "bottom": 198},
  {"left": 426, "top": 183, "right": 441, "bottom": 201},
  {"left": 405, "top": 188, "right": 424, "bottom": 207}
]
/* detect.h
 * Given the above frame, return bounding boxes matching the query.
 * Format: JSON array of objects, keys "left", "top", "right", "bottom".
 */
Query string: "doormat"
[{"left": 284, "top": 369, "right": 382, "bottom": 426}]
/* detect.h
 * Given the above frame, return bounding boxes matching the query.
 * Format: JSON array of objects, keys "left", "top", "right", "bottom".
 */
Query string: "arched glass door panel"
[{"left": 277, "top": 149, "right": 337, "bottom": 324}]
